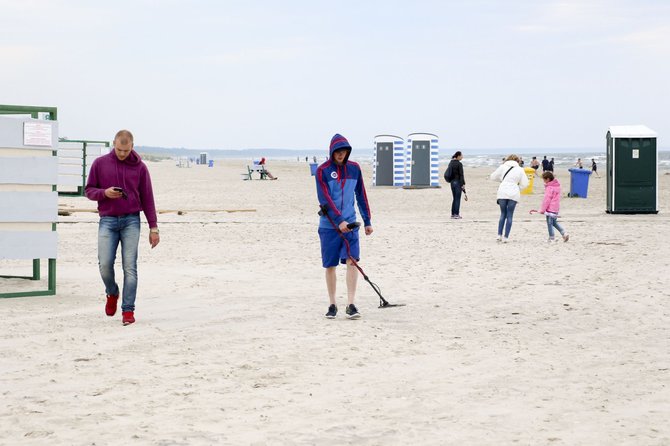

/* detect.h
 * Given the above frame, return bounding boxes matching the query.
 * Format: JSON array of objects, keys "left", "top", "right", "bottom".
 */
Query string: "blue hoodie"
[{"left": 316, "top": 134, "right": 371, "bottom": 229}]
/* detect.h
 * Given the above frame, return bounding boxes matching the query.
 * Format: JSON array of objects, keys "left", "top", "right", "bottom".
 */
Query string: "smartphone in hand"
[{"left": 113, "top": 187, "right": 128, "bottom": 199}]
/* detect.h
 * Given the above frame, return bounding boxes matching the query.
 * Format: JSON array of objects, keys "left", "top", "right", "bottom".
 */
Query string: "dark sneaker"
[
  {"left": 326, "top": 304, "right": 337, "bottom": 319},
  {"left": 325, "top": 304, "right": 337, "bottom": 319},
  {"left": 105, "top": 294, "right": 119, "bottom": 316},
  {"left": 122, "top": 311, "right": 135, "bottom": 326},
  {"left": 345, "top": 304, "right": 361, "bottom": 319}
]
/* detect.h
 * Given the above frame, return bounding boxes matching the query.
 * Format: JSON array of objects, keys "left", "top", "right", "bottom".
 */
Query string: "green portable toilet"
[{"left": 606, "top": 125, "right": 658, "bottom": 214}]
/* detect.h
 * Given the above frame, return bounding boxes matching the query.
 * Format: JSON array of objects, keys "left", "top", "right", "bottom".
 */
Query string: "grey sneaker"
[
  {"left": 325, "top": 304, "right": 337, "bottom": 319},
  {"left": 345, "top": 304, "right": 361, "bottom": 319}
]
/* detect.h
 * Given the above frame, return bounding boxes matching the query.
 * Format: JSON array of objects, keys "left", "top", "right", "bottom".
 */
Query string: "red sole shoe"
[
  {"left": 105, "top": 295, "right": 119, "bottom": 316},
  {"left": 122, "top": 311, "right": 135, "bottom": 325}
]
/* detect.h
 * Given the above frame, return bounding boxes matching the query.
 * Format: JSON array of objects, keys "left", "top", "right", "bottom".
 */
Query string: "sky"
[{"left": 1, "top": 0, "right": 669, "bottom": 151}]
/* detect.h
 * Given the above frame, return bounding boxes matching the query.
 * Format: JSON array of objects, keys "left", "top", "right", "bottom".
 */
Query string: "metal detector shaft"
[{"left": 318, "top": 205, "right": 403, "bottom": 308}]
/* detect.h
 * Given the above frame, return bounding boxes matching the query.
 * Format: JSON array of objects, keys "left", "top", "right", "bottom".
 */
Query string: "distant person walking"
[
  {"left": 541, "top": 156, "right": 549, "bottom": 172},
  {"left": 548, "top": 157, "right": 555, "bottom": 172},
  {"left": 444, "top": 151, "right": 465, "bottom": 219},
  {"left": 85, "top": 129, "right": 160, "bottom": 326},
  {"left": 518, "top": 156, "right": 525, "bottom": 167},
  {"left": 530, "top": 171, "right": 569, "bottom": 243},
  {"left": 591, "top": 158, "right": 599, "bottom": 177},
  {"left": 575, "top": 158, "right": 583, "bottom": 169},
  {"left": 490, "top": 154, "right": 529, "bottom": 243}
]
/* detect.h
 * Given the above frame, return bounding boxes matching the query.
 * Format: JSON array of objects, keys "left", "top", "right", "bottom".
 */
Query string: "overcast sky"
[{"left": 2, "top": 0, "right": 668, "bottom": 151}]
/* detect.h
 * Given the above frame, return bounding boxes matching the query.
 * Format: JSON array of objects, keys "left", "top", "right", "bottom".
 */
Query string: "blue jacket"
[{"left": 316, "top": 145, "right": 371, "bottom": 230}]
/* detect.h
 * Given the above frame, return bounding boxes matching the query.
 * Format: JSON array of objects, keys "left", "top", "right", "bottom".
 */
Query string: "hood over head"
[{"left": 329, "top": 133, "right": 352, "bottom": 163}]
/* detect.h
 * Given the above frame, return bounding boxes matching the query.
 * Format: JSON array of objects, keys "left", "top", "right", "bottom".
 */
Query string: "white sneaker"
[
  {"left": 563, "top": 233, "right": 570, "bottom": 242},
  {"left": 502, "top": 237, "right": 509, "bottom": 243},
  {"left": 496, "top": 235, "right": 502, "bottom": 242},
  {"left": 548, "top": 237, "right": 557, "bottom": 243}
]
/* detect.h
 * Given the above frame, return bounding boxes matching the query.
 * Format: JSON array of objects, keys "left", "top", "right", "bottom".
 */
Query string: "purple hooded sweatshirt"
[{"left": 85, "top": 150, "right": 158, "bottom": 228}]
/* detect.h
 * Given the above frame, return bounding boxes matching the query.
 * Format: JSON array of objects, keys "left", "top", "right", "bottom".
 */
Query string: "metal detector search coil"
[{"left": 318, "top": 205, "right": 405, "bottom": 308}]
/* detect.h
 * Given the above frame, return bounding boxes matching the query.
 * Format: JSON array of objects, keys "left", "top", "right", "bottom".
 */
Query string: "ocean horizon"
[{"left": 138, "top": 146, "right": 670, "bottom": 170}]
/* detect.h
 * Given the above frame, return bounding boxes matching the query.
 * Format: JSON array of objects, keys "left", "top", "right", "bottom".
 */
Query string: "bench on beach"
[{"left": 241, "top": 163, "right": 269, "bottom": 180}]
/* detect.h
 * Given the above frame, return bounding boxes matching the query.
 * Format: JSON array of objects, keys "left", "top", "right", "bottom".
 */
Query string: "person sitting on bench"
[{"left": 258, "top": 157, "right": 277, "bottom": 180}]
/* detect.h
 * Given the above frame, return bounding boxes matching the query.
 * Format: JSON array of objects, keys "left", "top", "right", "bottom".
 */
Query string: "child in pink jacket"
[{"left": 530, "top": 172, "right": 570, "bottom": 242}]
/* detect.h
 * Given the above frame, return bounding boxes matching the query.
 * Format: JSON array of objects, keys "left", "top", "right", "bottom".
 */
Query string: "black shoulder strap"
[{"left": 502, "top": 166, "right": 514, "bottom": 180}]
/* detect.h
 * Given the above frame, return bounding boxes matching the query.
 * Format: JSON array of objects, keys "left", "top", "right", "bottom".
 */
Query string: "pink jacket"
[{"left": 540, "top": 179, "right": 561, "bottom": 214}]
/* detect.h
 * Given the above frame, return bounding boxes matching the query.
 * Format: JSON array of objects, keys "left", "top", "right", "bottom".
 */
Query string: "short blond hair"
[
  {"left": 114, "top": 129, "right": 134, "bottom": 145},
  {"left": 505, "top": 154, "right": 520, "bottom": 162}
]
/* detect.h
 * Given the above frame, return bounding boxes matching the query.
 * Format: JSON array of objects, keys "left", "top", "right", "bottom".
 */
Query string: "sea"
[
  {"left": 278, "top": 149, "right": 670, "bottom": 171},
  {"left": 139, "top": 145, "right": 670, "bottom": 170}
]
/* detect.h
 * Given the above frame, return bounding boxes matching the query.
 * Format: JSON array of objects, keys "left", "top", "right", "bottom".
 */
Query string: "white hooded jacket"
[{"left": 490, "top": 160, "right": 529, "bottom": 202}]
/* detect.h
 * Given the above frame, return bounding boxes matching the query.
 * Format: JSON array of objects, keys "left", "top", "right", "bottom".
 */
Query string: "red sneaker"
[
  {"left": 105, "top": 294, "right": 119, "bottom": 316},
  {"left": 122, "top": 311, "right": 135, "bottom": 326}
]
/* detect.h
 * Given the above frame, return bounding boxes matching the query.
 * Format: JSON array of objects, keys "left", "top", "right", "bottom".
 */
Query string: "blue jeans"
[
  {"left": 546, "top": 215, "right": 565, "bottom": 238},
  {"left": 450, "top": 181, "right": 462, "bottom": 216},
  {"left": 98, "top": 213, "right": 141, "bottom": 312},
  {"left": 497, "top": 199, "right": 517, "bottom": 238}
]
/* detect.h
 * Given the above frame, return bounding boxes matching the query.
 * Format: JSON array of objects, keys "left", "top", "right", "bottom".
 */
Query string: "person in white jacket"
[{"left": 490, "top": 154, "right": 529, "bottom": 242}]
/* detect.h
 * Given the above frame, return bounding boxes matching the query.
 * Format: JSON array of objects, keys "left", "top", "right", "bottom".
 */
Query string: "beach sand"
[{"left": 1, "top": 159, "right": 669, "bottom": 445}]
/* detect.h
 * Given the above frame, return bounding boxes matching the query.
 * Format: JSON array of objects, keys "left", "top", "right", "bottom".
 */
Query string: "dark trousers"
[{"left": 450, "top": 181, "right": 462, "bottom": 216}]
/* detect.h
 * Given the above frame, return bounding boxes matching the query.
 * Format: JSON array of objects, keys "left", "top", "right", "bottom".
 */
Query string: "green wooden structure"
[
  {"left": 0, "top": 109, "right": 59, "bottom": 298},
  {"left": 0, "top": 104, "right": 57, "bottom": 121},
  {"left": 606, "top": 125, "right": 659, "bottom": 214}
]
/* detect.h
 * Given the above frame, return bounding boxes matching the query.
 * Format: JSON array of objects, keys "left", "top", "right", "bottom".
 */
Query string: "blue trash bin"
[
  {"left": 208, "top": 160, "right": 214, "bottom": 167},
  {"left": 309, "top": 163, "right": 318, "bottom": 176},
  {"left": 568, "top": 168, "right": 592, "bottom": 198}
]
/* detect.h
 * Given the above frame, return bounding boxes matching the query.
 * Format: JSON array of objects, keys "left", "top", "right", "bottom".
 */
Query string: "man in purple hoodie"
[{"left": 85, "top": 130, "right": 159, "bottom": 325}]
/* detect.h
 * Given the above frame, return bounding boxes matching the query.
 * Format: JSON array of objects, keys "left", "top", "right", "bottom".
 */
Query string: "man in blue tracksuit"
[{"left": 316, "top": 134, "right": 372, "bottom": 319}]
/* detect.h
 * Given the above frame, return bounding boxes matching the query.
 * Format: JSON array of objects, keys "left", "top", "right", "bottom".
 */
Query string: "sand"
[{"left": 1, "top": 158, "right": 669, "bottom": 445}]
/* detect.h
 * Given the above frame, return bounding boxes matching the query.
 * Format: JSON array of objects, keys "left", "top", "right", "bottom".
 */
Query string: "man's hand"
[
  {"left": 149, "top": 232, "right": 160, "bottom": 249},
  {"left": 338, "top": 221, "right": 350, "bottom": 233},
  {"left": 365, "top": 226, "right": 373, "bottom": 236},
  {"left": 104, "top": 187, "right": 124, "bottom": 199}
]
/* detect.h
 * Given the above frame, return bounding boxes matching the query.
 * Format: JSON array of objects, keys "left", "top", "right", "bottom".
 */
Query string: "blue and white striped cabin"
[
  {"left": 373, "top": 135, "right": 404, "bottom": 187},
  {"left": 405, "top": 133, "right": 440, "bottom": 188}
]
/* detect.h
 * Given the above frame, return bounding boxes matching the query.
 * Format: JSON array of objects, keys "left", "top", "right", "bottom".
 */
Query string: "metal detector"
[{"left": 318, "top": 205, "right": 405, "bottom": 308}]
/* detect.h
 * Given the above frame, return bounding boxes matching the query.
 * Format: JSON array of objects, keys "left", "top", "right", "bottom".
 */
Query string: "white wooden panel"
[
  {"left": 0, "top": 117, "right": 58, "bottom": 150},
  {"left": 0, "top": 232, "right": 58, "bottom": 259},
  {"left": 58, "top": 175, "right": 83, "bottom": 186},
  {"left": 57, "top": 185, "right": 79, "bottom": 193},
  {"left": 0, "top": 184, "right": 51, "bottom": 192},
  {"left": 0, "top": 192, "right": 58, "bottom": 222},
  {"left": 59, "top": 142, "right": 84, "bottom": 150},
  {"left": 86, "top": 145, "right": 109, "bottom": 156},
  {"left": 0, "top": 157, "right": 58, "bottom": 184},
  {"left": 57, "top": 149, "right": 83, "bottom": 158},
  {"left": 58, "top": 164, "right": 83, "bottom": 175},
  {"left": 0, "top": 148, "right": 52, "bottom": 157},
  {"left": 0, "top": 222, "right": 53, "bottom": 231},
  {"left": 59, "top": 157, "right": 83, "bottom": 166}
]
